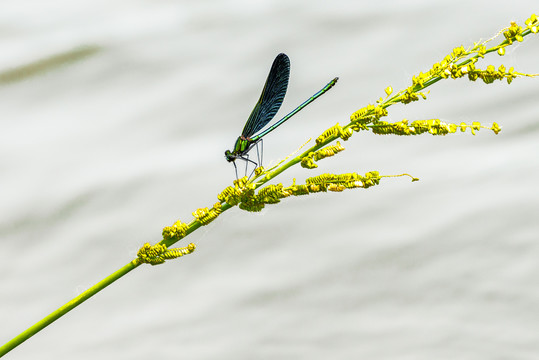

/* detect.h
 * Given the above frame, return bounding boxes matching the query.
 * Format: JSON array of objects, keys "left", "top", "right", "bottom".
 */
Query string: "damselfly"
[{"left": 224, "top": 53, "right": 338, "bottom": 177}]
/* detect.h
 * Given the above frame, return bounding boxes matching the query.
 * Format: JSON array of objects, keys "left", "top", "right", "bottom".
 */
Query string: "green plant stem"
[
  {"left": 253, "top": 137, "right": 334, "bottom": 187},
  {"left": 0, "top": 261, "right": 141, "bottom": 357}
]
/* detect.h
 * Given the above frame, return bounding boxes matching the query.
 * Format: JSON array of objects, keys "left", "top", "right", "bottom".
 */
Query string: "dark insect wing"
[
  {"left": 225, "top": 53, "right": 338, "bottom": 178},
  {"left": 241, "top": 53, "right": 290, "bottom": 138}
]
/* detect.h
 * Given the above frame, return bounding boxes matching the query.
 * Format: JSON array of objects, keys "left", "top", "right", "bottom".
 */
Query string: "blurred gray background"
[{"left": 1, "top": 1, "right": 538, "bottom": 359}]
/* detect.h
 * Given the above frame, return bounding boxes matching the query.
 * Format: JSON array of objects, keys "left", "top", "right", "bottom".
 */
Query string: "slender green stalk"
[{"left": 0, "top": 261, "right": 140, "bottom": 357}]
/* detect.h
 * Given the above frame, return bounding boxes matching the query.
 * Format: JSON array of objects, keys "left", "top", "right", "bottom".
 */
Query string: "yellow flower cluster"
[
  {"left": 136, "top": 242, "right": 196, "bottom": 266},
  {"left": 192, "top": 202, "right": 222, "bottom": 225},
  {"left": 301, "top": 142, "right": 346, "bottom": 169},
  {"left": 162, "top": 220, "right": 189, "bottom": 242}
]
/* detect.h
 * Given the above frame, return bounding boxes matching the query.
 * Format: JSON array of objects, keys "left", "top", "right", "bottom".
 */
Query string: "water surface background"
[{"left": 1, "top": 1, "right": 538, "bottom": 359}]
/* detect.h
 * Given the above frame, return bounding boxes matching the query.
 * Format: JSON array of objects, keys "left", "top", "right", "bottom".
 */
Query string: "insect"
[{"left": 224, "top": 53, "right": 338, "bottom": 178}]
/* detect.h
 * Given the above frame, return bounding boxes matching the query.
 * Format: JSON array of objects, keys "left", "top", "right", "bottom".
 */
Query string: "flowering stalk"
[{"left": 1, "top": 14, "right": 538, "bottom": 358}]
